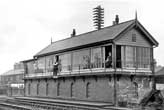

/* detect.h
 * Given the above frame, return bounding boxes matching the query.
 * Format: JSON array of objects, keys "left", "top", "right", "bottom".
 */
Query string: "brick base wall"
[
  {"left": 25, "top": 75, "right": 114, "bottom": 103},
  {"left": 24, "top": 74, "right": 152, "bottom": 105}
]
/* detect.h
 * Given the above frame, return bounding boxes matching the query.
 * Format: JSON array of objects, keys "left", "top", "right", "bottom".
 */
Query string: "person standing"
[
  {"left": 53, "top": 56, "right": 59, "bottom": 76},
  {"left": 105, "top": 52, "right": 112, "bottom": 68}
]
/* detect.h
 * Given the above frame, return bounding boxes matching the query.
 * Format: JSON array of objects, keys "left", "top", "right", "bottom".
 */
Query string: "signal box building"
[{"left": 23, "top": 17, "right": 158, "bottom": 106}]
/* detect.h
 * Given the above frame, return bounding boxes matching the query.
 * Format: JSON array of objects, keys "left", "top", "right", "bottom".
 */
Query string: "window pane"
[
  {"left": 72, "top": 49, "right": 90, "bottom": 70},
  {"left": 124, "top": 46, "right": 151, "bottom": 69},
  {"left": 26, "top": 61, "right": 35, "bottom": 74},
  {"left": 91, "top": 47, "right": 102, "bottom": 68},
  {"left": 144, "top": 48, "right": 150, "bottom": 68},
  {"left": 121, "top": 46, "right": 126, "bottom": 68},
  {"left": 45, "top": 55, "right": 54, "bottom": 72},
  {"left": 125, "top": 46, "right": 134, "bottom": 67},
  {"left": 137, "top": 47, "right": 142, "bottom": 68},
  {"left": 35, "top": 57, "right": 45, "bottom": 73},
  {"left": 59, "top": 53, "right": 71, "bottom": 72}
]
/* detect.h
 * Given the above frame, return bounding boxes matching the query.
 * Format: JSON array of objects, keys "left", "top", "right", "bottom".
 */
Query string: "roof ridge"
[
  {"left": 35, "top": 19, "right": 135, "bottom": 57},
  {"left": 51, "top": 19, "right": 135, "bottom": 44}
]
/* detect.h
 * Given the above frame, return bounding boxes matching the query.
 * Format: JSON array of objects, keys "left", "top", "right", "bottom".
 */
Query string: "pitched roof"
[
  {"left": 1, "top": 69, "right": 24, "bottom": 76},
  {"left": 35, "top": 19, "right": 158, "bottom": 57},
  {"left": 35, "top": 20, "right": 135, "bottom": 57},
  {"left": 156, "top": 67, "right": 164, "bottom": 76}
]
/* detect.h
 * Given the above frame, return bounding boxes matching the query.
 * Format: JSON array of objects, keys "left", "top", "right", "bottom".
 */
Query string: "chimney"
[
  {"left": 113, "top": 21, "right": 116, "bottom": 25},
  {"left": 71, "top": 29, "right": 76, "bottom": 37},
  {"left": 115, "top": 15, "right": 119, "bottom": 24}
]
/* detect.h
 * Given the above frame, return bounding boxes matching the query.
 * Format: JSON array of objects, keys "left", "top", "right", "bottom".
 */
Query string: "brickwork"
[
  {"left": 25, "top": 75, "right": 153, "bottom": 107},
  {"left": 25, "top": 75, "right": 114, "bottom": 103},
  {"left": 117, "top": 76, "right": 152, "bottom": 106}
]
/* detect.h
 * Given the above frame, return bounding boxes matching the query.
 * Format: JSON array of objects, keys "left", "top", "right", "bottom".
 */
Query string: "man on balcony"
[
  {"left": 105, "top": 52, "right": 112, "bottom": 68},
  {"left": 53, "top": 56, "right": 59, "bottom": 76}
]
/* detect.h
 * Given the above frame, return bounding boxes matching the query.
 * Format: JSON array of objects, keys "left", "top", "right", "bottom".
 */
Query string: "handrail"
[{"left": 25, "top": 60, "right": 152, "bottom": 77}]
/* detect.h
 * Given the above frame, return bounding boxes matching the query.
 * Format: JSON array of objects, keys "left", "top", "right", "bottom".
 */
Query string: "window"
[
  {"left": 59, "top": 53, "right": 71, "bottom": 72},
  {"left": 35, "top": 57, "right": 46, "bottom": 73},
  {"left": 57, "top": 83, "right": 60, "bottom": 96},
  {"left": 46, "top": 83, "right": 49, "bottom": 96},
  {"left": 132, "top": 34, "right": 136, "bottom": 42},
  {"left": 121, "top": 46, "right": 151, "bottom": 68},
  {"left": 28, "top": 83, "right": 30, "bottom": 95},
  {"left": 72, "top": 49, "right": 90, "bottom": 70},
  {"left": 116, "top": 45, "right": 121, "bottom": 68},
  {"left": 125, "top": 46, "right": 136, "bottom": 68},
  {"left": 86, "top": 82, "right": 91, "bottom": 98},
  {"left": 27, "top": 61, "right": 35, "bottom": 74},
  {"left": 45, "top": 55, "right": 54, "bottom": 72},
  {"left": 105, "top": 45, "right": 112, "bottom": 68},
  {"left": 133, "top": 82, "right": 138, "bottom": 98},
  {"left": 70, "top": 83, "right": 74, "bottom": 97},
  {"left": 91, "top": 47, "right": 103, "bottom": 68},
  {"left": 37, "top": 83, "right": 39, "bottom": 95},
  {"left": 142, "top": 78, "right": 150, "bottom": 88}
]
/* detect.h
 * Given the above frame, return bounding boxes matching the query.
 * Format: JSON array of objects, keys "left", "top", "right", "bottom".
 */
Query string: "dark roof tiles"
[{"left": 35, "top": 20, "right": 135, "bottom": 57}]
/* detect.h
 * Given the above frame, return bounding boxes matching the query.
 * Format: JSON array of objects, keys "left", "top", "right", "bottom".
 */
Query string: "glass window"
[
  {"left": 137, "top": 47, "right": 142, "bottom": 68},
  {"left": 125, "top": 46, "right": 134, "bottom": 68},
  {"left": 45, "top": 55, "right": 54, "bottom": 72},
  {"left": 72, "top": 49, "right": 90, "bottom": 70},
  {"left": 91, "top": 47, "right": 102, "bottom": 68},
  {"left": 59, "top": 53, "right": 71, "bottom": 72},
  {"left": 121, "top": 46, "right": 151, "bottom": 68},
  {"left": 121, "top": 46, "right": 126, "bottom": 68},
  {"left": 26, "top": 61, "right": 35, "bottom": 74},
  {"left": 34, "top": 57, "right": 46, "bottom": 73},
  {"left": 144, "top": 48, "right": 151, "bottom": 68}
]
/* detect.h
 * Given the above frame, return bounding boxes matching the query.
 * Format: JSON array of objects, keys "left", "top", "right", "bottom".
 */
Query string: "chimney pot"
[
  {"left": 71, "top": 29, "right": 76, "bottom": 37},
  {"left": 113, "top": 21, "right": 116, "bottom": 25},
  {"left": 115, "top": 15, "right": 119, "bottom": 24}
]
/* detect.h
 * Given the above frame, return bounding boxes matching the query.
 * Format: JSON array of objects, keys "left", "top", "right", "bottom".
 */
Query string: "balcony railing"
[{"left": 25, "top": 60, "right": 152, "bottom": 78}]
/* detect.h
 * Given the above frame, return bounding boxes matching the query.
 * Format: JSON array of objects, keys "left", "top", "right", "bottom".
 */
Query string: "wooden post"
[
  {"left": 151, "top": 47, "right": 156, "bottom": 90},
  {"left": 113, "top": 43, "right": 117, "bottom": 106}
]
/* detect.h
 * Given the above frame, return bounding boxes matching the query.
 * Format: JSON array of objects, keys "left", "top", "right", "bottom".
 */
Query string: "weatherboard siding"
[{"left": 116, "top": 28, "right": 152, "bottom": 47}]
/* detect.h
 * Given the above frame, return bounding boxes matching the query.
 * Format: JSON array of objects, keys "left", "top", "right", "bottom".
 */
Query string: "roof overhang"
[
  {"left": 114, "top": 20, "right": 159, "bottom": 47},
  {"left": 34, "top": 39, "right": 113, "bottom": 58}
]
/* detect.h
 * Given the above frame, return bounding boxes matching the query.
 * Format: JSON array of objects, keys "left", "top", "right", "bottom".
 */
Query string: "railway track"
[{"left": 0, "top": 96, "right": 132, "bottom": 110}]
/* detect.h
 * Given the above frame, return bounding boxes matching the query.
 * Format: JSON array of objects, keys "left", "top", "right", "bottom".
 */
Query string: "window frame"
[{"left": 120, "top": 45, "right": 151, "bottom": 69}]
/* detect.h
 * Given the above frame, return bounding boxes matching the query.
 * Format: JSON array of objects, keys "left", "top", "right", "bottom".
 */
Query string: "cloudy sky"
[{"left": 0, "top": 0, "right": 164, "bottom": 74}]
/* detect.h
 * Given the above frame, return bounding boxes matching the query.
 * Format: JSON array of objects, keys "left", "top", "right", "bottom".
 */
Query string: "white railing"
[
  {"left": 25, "top": 72, "right": 53, "bottom": 78},
  {"left": 25, "top": 60, "right": 152, "bottom": 78}
]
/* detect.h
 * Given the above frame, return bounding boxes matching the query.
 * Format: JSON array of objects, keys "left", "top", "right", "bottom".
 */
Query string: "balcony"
[{"left": 24, "top": 60, "right": 152, "bottom": 79}]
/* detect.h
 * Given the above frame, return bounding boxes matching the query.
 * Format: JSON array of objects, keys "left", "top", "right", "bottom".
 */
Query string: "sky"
[{"left": 0, "top": 0, "right": 164, "bottom": 74}]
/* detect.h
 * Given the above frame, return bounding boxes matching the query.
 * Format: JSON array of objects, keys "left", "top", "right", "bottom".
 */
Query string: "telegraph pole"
[{"left": 93, "top": 5, "right": 104, "bottom": 30}]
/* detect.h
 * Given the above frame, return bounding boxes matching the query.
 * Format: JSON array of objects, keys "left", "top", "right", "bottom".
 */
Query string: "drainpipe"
[
  {"left": 151, "top": 47, "right": 156, "bottom": 90},
  {"left": 113, "top": 43, "right": 117, "bottom": 106}
]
